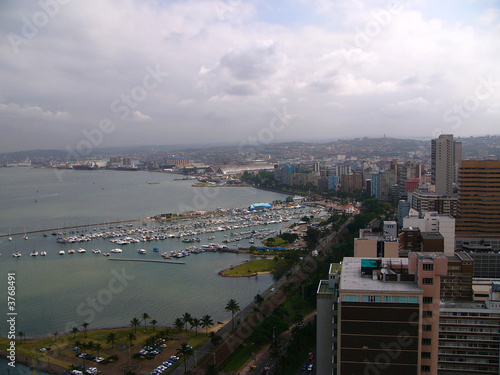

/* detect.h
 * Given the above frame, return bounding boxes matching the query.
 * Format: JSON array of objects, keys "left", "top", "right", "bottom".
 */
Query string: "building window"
[
  {"left": 423, "top": 297, "right": 433, "bottom": 304},
  {"left": 421, "top": 365, "right": 431, "bottom": 372},
  {"left": 342, "top": 295, "right": 359, "bottom": 302},
  {"left": 421, "top": 352, "right": 431, "bottom": 359},
  {"left": 422, "top": 338, "right": 431, "bottom": 345},
  {"left": 422, "top": 278, "right": 433, "bottom": 285},
  {"left": 423, "top": 311, "right": 433, "bottom": 318},
  {"left": 423, "top": 263, "right": 434, "bottom": 271},
  {"left": 362, "top": 295, "right": 381, "bottom": 303},
  {"left": 423, "top": 325, "right": 432, "bottom": 331}
]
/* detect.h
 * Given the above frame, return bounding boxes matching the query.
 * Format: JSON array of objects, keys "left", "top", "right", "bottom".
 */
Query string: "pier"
[
  {"left": 0, "top": 219, "right": 149, "bottom": 238},
  {"left": 107, "top": 258, "right": 186, "bottom": 265}
]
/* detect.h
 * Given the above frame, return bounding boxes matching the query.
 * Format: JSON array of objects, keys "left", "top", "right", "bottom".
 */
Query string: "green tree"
[
  {"left": 205, "top": 363, "right": 218, "bottom": 375},
  {"left": 182, "top": 312, "right": 192, "bottom": 332},
  {"left": 174, "top": 318, "right": 184, "bottom": 332},
  {"left": 225, "top": 299, "right": 240, "bottom": 329},
  {"left": 130, "top": 317, "right": 140, "bottom": 333},
  {"left": 81, "top": 322, "right": 89, "bottom": 339},
  {"left": 305, "top": 227, "right": 320, "bottom": 249},
  {"left": 128, "top": 332, "right": 136, "bottom": 346},
  {"left": 190, "top": 317, "right": 200, "bottom": 336},
  {"left": 201, "top": 315, "right": 214, "bottom": 335},
  {"left": 106, "top": 332, "right": 117, "bottom": 348},
  {"left": 209, "top": 332, "right": 222, "bottom": 348},
  {"left": 254, "top": 294, "right": 264, "bottom": 305},
  {"left": 71, "top": 327, "right": 79, "bottom": 340},
  {"left": 141, "top": 313, "right": 150, "bottom": 332},
  {"left": 150, "top": 319, "right": 158, "bottom": 331},
  {"left": 177, "top": 343, "right": 193, "bottom": 374},
  {"left": 94, "top": 343, "right": 102, "bottom": 357}
]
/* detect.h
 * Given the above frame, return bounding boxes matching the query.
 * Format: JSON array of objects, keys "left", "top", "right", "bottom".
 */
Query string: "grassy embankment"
[{"left": 221, "top": 259, "right": 275, "bottom": 276}]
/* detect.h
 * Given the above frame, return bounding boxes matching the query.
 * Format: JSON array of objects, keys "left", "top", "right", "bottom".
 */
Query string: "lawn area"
[
  {"left": 218, "top": 342, "right": 259, "bottom": 373},
  {"left": 263, "top": 236, "right": 288, "bottom": 247},
  {"left": 223, "top": 259, "right": 275, "bottom": 276}
]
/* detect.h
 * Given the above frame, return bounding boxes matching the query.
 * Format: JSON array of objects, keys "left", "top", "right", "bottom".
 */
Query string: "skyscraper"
[
  {"left": 456, "top": 160, "right": 500, "bottom": 249},
  {"left": 431, "top": 134, "right": 462, "bottom": 194}
]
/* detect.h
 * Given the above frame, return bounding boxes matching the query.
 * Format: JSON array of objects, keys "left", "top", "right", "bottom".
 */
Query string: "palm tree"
[
  {"left": 81, "top": 322, "right": 89, "bottom": 339},
  {"left": 160, "top": 327, "right": 171, "bottom": 339},
  {"left": 17, "top": 331, "right": 24, "bottom": 344},
  {"left": 141, "top": 313, "right": 150, "bottom": 332},
  {"left": 74, "top": 340, "right": 82, "bottom": 353},
  {"left": 94, "top": 343, "right": 102, "bottom": 357},
  {"left": 53, "top": 331, "right": 59, "bottom": 342},
  {"left": 87, "top": 341, "right": 95, "bottom": 355},
  {"left": 190, "top": 318, "right": 200, "bottom": 336},
  {"left": 209, "top": 332, "right": 222, "bottom": 348},
  {"left": 225, "top": 299, "right": 240, "bottom": 329},
  {"left": 150, "top": 319, "right": 158, "bottom": 331},
  {"left": 177, "top": 342, "right": 193, "bottom": 374},
  {"left": 130, "top": 317, "right": 140, "bottom": 333},
  {"left": 71, "top": 327, "right": 79, "bottom": 340},
  {"left": 128, "top": 332, "right": 136, "bottom": 347},
  {"left": 182, "top": 312, "right": 192, "bottom": 332},
  {"left": 201, "top": 315, "right": 214, "bottom": 335},
  {"left": 106, "top": 332, "right": 117, "bottom": 348},
  {"left": 174, "top": 318, "right": 184, "bottom": 332}
]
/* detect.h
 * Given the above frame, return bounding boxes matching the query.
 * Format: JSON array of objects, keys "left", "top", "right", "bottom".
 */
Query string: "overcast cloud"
[{"left": 0, "top": 0, "right": 499, "bottom": 152}]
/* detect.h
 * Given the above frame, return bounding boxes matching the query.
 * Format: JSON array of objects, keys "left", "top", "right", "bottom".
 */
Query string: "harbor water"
[{"left": 0, "top": 167, "right": 291, "bottom": 339}]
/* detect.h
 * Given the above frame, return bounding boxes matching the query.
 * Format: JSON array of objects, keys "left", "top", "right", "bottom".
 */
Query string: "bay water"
[{"left": 0, "top": 167, "right": 288, "bottom": 340}]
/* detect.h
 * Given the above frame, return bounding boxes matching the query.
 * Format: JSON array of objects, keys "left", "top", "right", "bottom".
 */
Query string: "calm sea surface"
[{"left": 0, "top": 167, "right": 288, "bottom": 340}]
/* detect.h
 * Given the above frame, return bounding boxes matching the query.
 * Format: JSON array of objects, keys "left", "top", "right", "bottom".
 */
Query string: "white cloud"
[{"left": 0, "top": 0, "right": 498, "bottom": 151}]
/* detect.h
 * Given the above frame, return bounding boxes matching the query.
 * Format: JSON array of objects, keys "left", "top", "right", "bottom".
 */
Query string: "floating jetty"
[{"left": 107, "top": 258, "right": 185, "bottom": 265}]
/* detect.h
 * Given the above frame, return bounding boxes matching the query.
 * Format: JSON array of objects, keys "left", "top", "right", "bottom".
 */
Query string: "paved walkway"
[{"left": 238, "top": 344, "right": 270, "bottom": 375}]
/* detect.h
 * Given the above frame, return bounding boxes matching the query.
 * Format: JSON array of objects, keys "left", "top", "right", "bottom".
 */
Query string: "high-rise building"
[
  {"left": 456, "top": 160, "right": 500, "bottom": 250},
  {"left": 439, "top": 287, "right": 500, "bottom": 374},
  {"left": 411, "top": 190, "right": 458, "bottom": 217},
  {"left": 317, "top": 255, "right": 452, "bottom": 375},
  {"left": 431, "top": 134, "right": 462, "bottom": 194}
]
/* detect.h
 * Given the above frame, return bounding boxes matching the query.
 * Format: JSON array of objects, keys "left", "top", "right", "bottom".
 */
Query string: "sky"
[{"left": 0, "top": 0, "right": 499, "bottom": 153}]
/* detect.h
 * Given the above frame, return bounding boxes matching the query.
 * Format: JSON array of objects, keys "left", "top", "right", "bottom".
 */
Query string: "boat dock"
[
  {"left": 0, "top": 219, "right": 148, "bottom": 238},
  {"left": 107, "top": 258, "right": 186, "bottom": 265}
]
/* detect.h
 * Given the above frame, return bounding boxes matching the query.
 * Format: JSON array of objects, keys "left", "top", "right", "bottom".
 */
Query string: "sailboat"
[
  {"left": 8, "top": 228, "right": 12, "bottom": 241},
  {"left": 23, "top": 227, "right": 28, "bottom": 240}
]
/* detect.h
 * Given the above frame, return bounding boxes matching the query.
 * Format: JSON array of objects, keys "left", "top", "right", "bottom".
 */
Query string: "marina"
[{"left": 0, "top": 167, "right": 306, "bottom": 339}]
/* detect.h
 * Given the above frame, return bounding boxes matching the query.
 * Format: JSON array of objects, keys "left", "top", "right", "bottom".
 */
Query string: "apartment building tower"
[{"left": 431, "top": 134, "right": 462, "bottom": 195}]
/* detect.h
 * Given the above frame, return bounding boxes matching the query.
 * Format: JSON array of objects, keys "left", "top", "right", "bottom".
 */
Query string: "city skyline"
[{"left": 1, "top": 0, "right": 499, "bottom": 153}]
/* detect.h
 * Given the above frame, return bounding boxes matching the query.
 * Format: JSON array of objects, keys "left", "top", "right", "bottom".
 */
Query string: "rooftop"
[
  {"left": 410, "top": 252, "right": 447, "bottom": 260},
  {"left": 340, "top": 257, "right": 422, "bottom": 294}
]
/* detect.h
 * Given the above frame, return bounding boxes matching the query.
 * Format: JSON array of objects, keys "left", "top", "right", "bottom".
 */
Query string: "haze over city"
[{"left": 1, "top": 0, "right": 499, "bottom": 153}]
